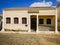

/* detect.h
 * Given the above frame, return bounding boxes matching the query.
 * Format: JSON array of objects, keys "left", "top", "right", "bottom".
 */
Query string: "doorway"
[{"left": 30, "top": 15, "right": 37, "bottom": 32}]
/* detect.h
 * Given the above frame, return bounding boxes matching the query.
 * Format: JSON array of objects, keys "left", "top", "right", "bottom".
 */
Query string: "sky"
[{"left": 0, "top": 0, "right": 60, "bottom": 14}]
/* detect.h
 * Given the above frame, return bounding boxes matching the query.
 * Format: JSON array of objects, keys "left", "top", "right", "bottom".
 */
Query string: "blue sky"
[{"left": 0, "top": 0, "right": 60, "bottom": 14}]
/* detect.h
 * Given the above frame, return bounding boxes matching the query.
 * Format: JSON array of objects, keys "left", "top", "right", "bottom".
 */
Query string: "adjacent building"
[{"left": 57, "top": 4, "right": 60, "bottom": 31}]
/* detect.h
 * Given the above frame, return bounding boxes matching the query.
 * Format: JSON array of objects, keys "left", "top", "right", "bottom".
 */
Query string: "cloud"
[
  {"left": 30, "top": 1, "right": 52, "bottom": 7},
  {"left": 56, "top": 0, "right": 60, "bottom": 2}
]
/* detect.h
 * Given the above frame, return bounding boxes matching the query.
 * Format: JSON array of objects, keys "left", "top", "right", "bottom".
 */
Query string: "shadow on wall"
[
  {"left": 0, "top": 15, "right": 2, "bottom": 31},
  {"left": 58, "top": 22, "right": 60, "bottom": 31},
  {"left": 0, "top": 21, "right": 2, "bottom": 31}
]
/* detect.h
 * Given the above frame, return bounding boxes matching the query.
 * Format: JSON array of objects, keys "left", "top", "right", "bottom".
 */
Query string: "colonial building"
[{"left": 2, "top": 1, "right": 58, "bottom": 33}]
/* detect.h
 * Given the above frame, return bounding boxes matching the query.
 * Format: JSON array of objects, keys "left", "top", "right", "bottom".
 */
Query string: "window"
[
  {"left": 6, "top": 17, "right": 11, "bottom": 24},
  {"left": 14, "top": 17, "right": 18, "bottom": 24},
  {"left": 39, "top": 19, "right": 44, "bottom": 24},
  {"left": 22, "top": 17, "right": 27, "bottom": 24},
  {"left": 47, "top": 19, "right": 51, "bottom": 24}
]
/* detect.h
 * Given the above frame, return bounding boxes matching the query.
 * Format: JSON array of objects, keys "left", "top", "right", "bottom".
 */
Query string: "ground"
[{"left": 0, "top": 33, "right": 60, "bottom": 45}]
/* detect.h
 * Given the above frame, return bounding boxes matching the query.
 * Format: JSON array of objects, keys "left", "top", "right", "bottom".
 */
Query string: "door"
[{"left": 31, "top": 16, "right": 37, "bottom": 32}]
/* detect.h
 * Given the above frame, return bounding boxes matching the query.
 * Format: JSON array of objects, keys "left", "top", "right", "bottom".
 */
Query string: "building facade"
[{"left": 2, "top": 1, "right": 58, "bottom": 33}]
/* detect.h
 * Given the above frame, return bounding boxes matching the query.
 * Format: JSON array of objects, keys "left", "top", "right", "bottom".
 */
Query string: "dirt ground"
[{"left": 0, "top": 33, "right": 60, "bottom": 45}]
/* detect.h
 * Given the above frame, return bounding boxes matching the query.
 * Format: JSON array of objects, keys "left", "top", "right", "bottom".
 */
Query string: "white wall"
[
  {"left": 39, "top": 9, "right": 56, "bottom": 15},
  {"left": 4, "top": 9, "right": 29, "bottom": 31}
]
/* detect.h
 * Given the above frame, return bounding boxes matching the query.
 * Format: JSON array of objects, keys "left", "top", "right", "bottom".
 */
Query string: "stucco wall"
[
  {"left": 39, "top": 9, "right": 56, "bottom": 15},
  {"left": 3, "top": 8, "right": 56, "bottom": 31},
  {"left": 4, "top": 9, "right": 29, "bottom": 31}
]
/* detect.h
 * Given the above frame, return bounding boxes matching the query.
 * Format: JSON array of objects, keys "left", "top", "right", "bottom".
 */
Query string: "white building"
[{"left": 2, "top": 1, "right": 58, "bottom": 33}]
